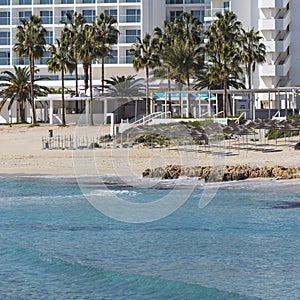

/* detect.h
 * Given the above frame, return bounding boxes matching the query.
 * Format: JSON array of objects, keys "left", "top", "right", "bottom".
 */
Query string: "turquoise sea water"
[{"left": 0, "top": 176, "right": 300, "bottom": 300}]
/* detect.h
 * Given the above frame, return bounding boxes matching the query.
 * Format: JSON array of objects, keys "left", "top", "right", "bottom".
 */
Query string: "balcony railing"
[
  {"left": 119, "top": 55, "right": 133, "bottom": 64},
  {"left": 119, "top": 35, "right": 139, "bottom": 43},
  {"left": 119, "top": 15, "right": 140, "bottom": 23}
]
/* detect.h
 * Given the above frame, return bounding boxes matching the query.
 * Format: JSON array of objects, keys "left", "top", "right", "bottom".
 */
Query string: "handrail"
[
  {"left": 131, "top": 111, "right": 171, "bottom": 125},
  {"left": 235, "top": 111, "right": 247, "bottom": 124},
  {"left": 213, "top": 111, "right": 224, "bottom": 118},
  {"left": 272, "top": 110, "right": 280, "bottom": 118}
]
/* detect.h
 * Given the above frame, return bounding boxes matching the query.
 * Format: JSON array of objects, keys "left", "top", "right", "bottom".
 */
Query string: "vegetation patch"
[
  {"left": 135, "top": 134, "right": 170, "bottom": 147},
  {"left": 295, "top": 142, "right": 300, "bottom": 150}
]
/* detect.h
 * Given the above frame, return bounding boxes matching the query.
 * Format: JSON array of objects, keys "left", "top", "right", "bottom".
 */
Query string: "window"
[
  {"left": 61, "top": 0, "right": 73, "bottom": 3},
  {"left": 104, "top": 9, "right": 117, "bottom": 21},
  {"left": 39, "top": 0, "right": 52, "bottom": 4},
  {"left": 125, "top": 49, "right": 133, "bottom": 64},
  {"left": 40, "top": 11, "right": 53, "bottom": 24},
  {"left": 0, "top": 51, "right": 10, "bottom": 65},
  {"left": 0, "top": 32, "right": 10, "bottom": 45},
  {"left": 19, "top": 0, "right": 32, "bottom": 4},
  {"left": 0, "top": 0, "right": 10, "bottom": 5},
  {"left": 19, "top": 11, "right": 31, "bottom": 22},
  {"left": 170, "top": 10, "right": 182, "bottom": 21},
  {"left": 105, "top": 49, "right": 117, "bottom": 64},
  {"left": 191, "top": 10, "right": 204, "bottom": 22},
  {"left": 166, "top": 0, "right": 183, "bottom": 4},
  {"left": 224, "top": 1, "right": 230, "bottom": 9},
  {"left": 125, "top": 29, "right": 140, "bottom": 43},
  {"left": 61, "top": 10, "right": 74, "bottom": 22},
  {"left": 36, "top": 51, "right": 50, "bottom": 65},
  {"left": 126, "top": 9, "right": 140, "bottom": 22},
  {"left": 83, "top": 10, "right": 95, "bottom": 23},
  {"left": 45, "top": 31, "right": 53, "bottom": 44},
  {"left": 0, "top": 11, "right": 10, "bottom": 25}
]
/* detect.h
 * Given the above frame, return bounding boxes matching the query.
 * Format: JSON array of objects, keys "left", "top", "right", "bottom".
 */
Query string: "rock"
[{"left": 142, "top": 164, "right": 300, "bottom": 182}]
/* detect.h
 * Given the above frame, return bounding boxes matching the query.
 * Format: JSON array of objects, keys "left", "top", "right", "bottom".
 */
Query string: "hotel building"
[{"left": 0, "top": 0, "right": 297, "bottom": 89}]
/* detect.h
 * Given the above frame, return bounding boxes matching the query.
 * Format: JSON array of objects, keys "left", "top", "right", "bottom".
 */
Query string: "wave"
[{"left": 0, "top": 243, "right": 260, "bottom": 300}]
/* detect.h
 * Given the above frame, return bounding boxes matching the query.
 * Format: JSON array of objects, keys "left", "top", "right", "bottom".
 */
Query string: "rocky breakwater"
[{"left": 142, "top": 165, "right": 300, "bottom": 182}]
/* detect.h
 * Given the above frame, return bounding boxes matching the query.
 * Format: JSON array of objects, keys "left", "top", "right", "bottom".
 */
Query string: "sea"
[{"left": 0, "top": 175, "right": 300, "bottom": 300}]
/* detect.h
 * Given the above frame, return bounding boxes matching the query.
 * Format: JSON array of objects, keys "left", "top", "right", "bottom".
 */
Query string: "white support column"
[
  {"left": 104, "top": 99, "right": 108, "bottom": 124},
  {"left": 49, "top": 100, "right": 54, "bottom": 125},
  {"left": 85, "top": 99, "right": 89, "bottom": 125}
]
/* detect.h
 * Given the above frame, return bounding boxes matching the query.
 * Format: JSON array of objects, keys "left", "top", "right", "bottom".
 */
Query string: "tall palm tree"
[
  {"left": 153, "top": 13, "right": 203, "bottom": 117},
  {"left": 61, "top": 12, "right": 86, "bottom": 97},
  {"left": 240, "top": 28, "right": 266, "bottom": 89},
  {"left": 77, "top": 24, "right": 99, "bottom": 124},
  {"left": 48, "top": 38, "right": 76, "bottom": 125},
  {"left": 0, "top": 66, "right": 49, "bottom": 123},
  {"left": 94, "top": 13, "right": 119, "bottom": 93},
  {"left": 199, "top": 11, "right": 244, "bottom": 117},
  {"left": 130, "top": 33, "right": 160, "bottom": 115},
  {"left": 13, "top": 15, "right": 47, "bottom": 124}
]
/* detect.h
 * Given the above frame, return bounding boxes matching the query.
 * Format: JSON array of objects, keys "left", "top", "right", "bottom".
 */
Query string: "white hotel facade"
[{"left": 0, "top": 0, "right": 298, "bottom": 90}]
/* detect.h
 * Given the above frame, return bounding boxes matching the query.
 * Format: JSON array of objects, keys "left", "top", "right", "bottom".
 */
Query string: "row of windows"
[
  {"left": 0, "top": 9, "right": 140, "bottom": 25},
  {"left": 0, "top": 29, "right": 140, "bottom": 45},
  {"left": 0, "top": 49, "right": 135, "bottom": 65},
  {"left": 166, "top": 0, "right": 207, "bottom": 4},
  {"left": 169, "top": 9, "right": 205, "bottom": 21},
  {"left": 0, "top": 0, "right": 140, "bottom": 5}
]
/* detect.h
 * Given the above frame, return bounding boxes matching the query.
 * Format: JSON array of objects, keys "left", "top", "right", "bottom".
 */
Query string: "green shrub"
[
  {"left": 266, "top": 129, "right": 298, "bottom": 140},
  {"left": 135, "top": 134, "right": 169, "bottom": 147},
  {"left": 295, "top": 142, "right": 300, "bottom": 150}
]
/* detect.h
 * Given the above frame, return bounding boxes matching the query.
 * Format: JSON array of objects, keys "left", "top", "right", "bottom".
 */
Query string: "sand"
[{"left": 0, "top": 123, "right": 300, "bottom": 177}]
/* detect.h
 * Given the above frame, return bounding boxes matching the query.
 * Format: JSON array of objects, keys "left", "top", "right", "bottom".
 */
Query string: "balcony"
[
  {"left": 204, "top": 8, "right": 229, "bottom": 22},
  {"left": 258, "top": 0, "right": 289, "bottom": 8},
  {"left": 119, "top": 35, "right": 139, "bottom": 43},
  {"left": 259, "top": 55, "right": 291, "bottom": 76},
  {"left": 119, "top": 15, "right": 140, "bottom": 23},
  {"left": 259, "top": 9, "right": 290, "bottom": 30},
  {"left": 119, "top": 55, "right": 133, "bottom": 64},
  {"left": 263, "top": 31, "right": 290, "bottom": 52}
]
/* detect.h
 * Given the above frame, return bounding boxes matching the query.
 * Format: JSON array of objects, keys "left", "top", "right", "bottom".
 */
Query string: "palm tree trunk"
[
  {"left": 247, "top": 65, "right": 252, "bottom": 90},
  {"left": 223, "top": 80, "right": 227, "bottom": 118},
  {"left": 62, "top": 68, "right": 66, "bottom": 126},
  {"left": 146, "top": 67, "right": 149, "bottom": 115},
  {"left": 89, "top": 63, "right": 94, "bottom": 125},
  {"left": 20, "top": 100, "right": 26, "bottom": 123},
  {"left": 75, "top": 63, "right": 79, "bottom": 97},
  {"left": 30, "top": 55, "right": 37, "bottom": 124},
  {"left": 101, "top": 58, "right": 105, "bottom": 93},
  {"left": 83, "top": 63, "right": 89, "bottom": 93}
]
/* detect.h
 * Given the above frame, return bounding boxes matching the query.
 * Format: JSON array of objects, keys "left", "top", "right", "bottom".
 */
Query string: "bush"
[
  {"left": 295, "top": 142, "right": 300, "bottom": 150},
  {"left": 135, "top": 134, "right": 169, "bottom": 147},
  {"left": 266, "top": 129, "right": 298, "bottom": 140}
]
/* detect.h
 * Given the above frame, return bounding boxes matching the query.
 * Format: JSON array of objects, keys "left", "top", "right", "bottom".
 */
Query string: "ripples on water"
[{"left": 0, "top": 176, "right": 300, "bottom": 299}]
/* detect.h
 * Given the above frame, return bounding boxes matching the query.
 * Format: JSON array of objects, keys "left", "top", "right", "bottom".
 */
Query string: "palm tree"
[
  {"left": 153, "top": 13, "right": 203, "bottom": 117},
  {"left": 48, "top": 38, "right": 76, "bottom": 125},
  {"left": 199, "top": 11, "right": 244, "bottom": 117},
  {"left": 130, "top": 33, "right": 160, "bottom": 115},
  {"left": 13, "top": 15, "right": 47, "bottom": 124},
  {"left": 61, "top": 12, "right": 86, "bottom": 97},
  {"left": 240, "top": 28, "right": 266, "bottom": 89},
  {"left": 77, "top": 24, "right": 99, "bottom": 124},
  {"left": 105, "top": 75, "right": 145, "bottom": 121},
  {"left": 94, "top": 13, "right": 119, "bottom": 93},
  {"left": 0, "top": 66, "right": 49, "bottom": 123}
]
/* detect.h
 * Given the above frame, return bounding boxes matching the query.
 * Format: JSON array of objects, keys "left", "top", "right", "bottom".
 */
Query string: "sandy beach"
[{"left": 0, "top": 123, "right": 300, "bottom": 177}]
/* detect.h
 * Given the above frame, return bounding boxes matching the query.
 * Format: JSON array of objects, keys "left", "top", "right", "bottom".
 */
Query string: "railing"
[
  {"left": 213, "top": 111, "right": 224, "bottom": 118},
  {"left": 131, "top": 111, "right": 171, "bottom": 125},
  {"left": 235, "top": 111, "right": 247, "bottom": 124}
]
